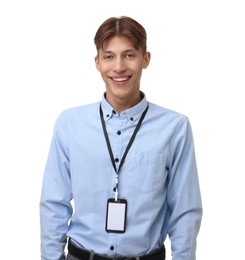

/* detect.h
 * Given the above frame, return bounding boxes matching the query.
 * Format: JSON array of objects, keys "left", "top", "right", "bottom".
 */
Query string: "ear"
[
  {"left": 143, "top": 51, "right": 151, "bottom": 69},
  {"left": 95, "top": 55, "right": 101, "bottom": 72}
]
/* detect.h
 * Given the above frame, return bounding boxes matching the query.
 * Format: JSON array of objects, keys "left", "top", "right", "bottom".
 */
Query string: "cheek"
[
  {"left": 133, "top": 64, "right": 144, "bottom": 76},
  {"left": 97, "top": 63, "right": 110, "bottom": 74}
]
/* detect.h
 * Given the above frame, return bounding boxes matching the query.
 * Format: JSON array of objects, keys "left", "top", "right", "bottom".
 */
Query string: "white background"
[{"left": 0, "top": 0, "right": 244, "bottom": 259}]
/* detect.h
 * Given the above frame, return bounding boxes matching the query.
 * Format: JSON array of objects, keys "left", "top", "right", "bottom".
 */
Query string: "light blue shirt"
[{"left": 40, "top": 93, "right": 202, "bottom": 260}]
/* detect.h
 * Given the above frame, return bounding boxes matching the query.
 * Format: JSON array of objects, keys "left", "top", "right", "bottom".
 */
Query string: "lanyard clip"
[
  {"left": 115, "top": 189, "right": 118, "bottom": 201},
  {"left": 115, "top": 174, "right": 119, "bottom": 201}
]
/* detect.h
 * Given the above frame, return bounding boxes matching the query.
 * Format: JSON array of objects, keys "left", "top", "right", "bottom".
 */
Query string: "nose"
[{"left": 113, "top": 57, "right": 126, "bottom": 73}]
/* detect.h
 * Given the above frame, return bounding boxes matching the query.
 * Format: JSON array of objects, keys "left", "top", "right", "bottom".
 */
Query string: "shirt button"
[
  {"left": 130, "top": 117, "right": 134, "bottom": 121},
  {"left": 117, "top": 131, "right": 121, "bottom": 135},
  {"left": 106, "top": 114, "right": 110, "bottom": 118},
  {"left": 110, "top": 245, "right": 114, "bottom": 251},
  {"left": 112, "top": 110, "right": 116, "bottom": 114},
  {"left": 115, "top": 158, "right": 119, "bottom": 163},
  {"left": 113, "top": 187, "right": 116, "bottom": 192}
]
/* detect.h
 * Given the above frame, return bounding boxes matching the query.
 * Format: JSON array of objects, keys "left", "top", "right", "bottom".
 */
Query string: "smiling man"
[{"left": 40, "top": 16, "right": 202, "bottom": 260}]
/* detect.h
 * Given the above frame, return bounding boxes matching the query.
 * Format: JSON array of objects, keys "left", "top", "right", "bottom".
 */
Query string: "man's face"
[{"left": 95, "top": 35, "right": 150, "bottom": 110}]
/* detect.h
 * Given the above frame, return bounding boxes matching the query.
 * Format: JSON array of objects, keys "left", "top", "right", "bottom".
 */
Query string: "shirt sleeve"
[
  {"left": 40, "top": 114, "right": 73, "bottom": 260},
  {"left": 167, "top": 117, "right": 202, "bottom": 260}
]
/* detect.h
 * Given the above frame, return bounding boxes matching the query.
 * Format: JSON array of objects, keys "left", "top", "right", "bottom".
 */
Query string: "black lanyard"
[{"left": 99, "top": 104, "right": 148, "bottom": 199}]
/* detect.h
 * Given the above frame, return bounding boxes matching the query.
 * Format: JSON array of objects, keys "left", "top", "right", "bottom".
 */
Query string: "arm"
[
  {"left": 40, "top": 115, "right": 73, "bottom": 260},
  {"left": 167, "top": 118, "right": 202, "bottom": 260}
]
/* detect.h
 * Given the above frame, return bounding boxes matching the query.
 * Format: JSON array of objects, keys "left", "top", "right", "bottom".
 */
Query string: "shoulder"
[
  {"left": 147, "top": 102, "right": 189, "bottom": 125},
  {"left": 54, "top": 101, "right": 100, "bottom": 127},
  {"left": 59, "top": 101, "right": 100, "bottom": 118},
  {"left": 147, "top": 102, "right": 195, "bottom": 147},
  {"left": 146, "top": 102, "right": 194, "bottom": 139}
]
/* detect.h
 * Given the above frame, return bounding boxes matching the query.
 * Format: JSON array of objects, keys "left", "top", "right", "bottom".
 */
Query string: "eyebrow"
[{"left": 100, "top": 49, "right": 137, "bottom": 54}]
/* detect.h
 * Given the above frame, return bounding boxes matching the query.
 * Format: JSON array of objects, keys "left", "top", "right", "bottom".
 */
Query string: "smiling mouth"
[{"left": 110, "top": 76, "right": 131, "bottom": 82}]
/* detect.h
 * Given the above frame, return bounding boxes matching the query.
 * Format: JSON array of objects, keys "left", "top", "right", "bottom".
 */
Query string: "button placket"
[{"left": 114, "top": 122, "right": 124, "bottom": 171}]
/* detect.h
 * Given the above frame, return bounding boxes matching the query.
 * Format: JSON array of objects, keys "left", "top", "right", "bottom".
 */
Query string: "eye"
[
  {"left": 103, "top": 55, "right": 113, "bottom": 60},
  {"left": 125, "top": 53, "right": 135, "bottom": 59}
]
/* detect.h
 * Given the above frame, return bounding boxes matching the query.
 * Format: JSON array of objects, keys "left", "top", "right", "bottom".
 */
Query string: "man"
[{"left": 40, "top": 16, "right": 202, "bottom": 260}]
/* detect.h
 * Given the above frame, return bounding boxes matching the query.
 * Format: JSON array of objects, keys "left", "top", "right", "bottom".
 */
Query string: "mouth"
[{"left": 110, "top": 76, "right": 131, "bottom": 84}]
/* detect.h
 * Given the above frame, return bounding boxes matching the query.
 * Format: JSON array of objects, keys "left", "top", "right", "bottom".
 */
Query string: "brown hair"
[{"left": 94, "top": 16, "right": 147, "bottom": 54}]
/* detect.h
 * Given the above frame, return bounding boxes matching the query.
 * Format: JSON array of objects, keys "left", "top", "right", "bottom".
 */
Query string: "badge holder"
[{"left": 105, "top": 198, "right": 127, "bottom": 233}]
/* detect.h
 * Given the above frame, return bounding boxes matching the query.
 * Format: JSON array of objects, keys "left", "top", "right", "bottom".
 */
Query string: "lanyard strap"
[{"left": 99, "top": 104, "right": 148, "bottom": 174}]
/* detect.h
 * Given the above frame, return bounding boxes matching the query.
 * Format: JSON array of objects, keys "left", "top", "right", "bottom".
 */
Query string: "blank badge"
[{"left": 106, "top": 198, "right": 127, "bottom": 233}]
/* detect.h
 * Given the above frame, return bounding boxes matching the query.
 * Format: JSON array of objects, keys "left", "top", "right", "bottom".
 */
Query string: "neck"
[{"left": 106, "top": 93, "right": 142, "bottom": 113}]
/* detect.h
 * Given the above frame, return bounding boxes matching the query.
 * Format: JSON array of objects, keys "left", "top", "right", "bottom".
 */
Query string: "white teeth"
[{"left": 113, "top": 77, "right": 128, "bottom": 82}]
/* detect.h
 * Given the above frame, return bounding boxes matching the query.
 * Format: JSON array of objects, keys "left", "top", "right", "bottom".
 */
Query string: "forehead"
[{"left": 101, "top": 35, "right": 137, "bottom": 52}]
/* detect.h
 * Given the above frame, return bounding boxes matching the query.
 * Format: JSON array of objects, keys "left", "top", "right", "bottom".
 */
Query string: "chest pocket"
[{"left": 123, "top": 152, "right": 167, "bottom": 193}]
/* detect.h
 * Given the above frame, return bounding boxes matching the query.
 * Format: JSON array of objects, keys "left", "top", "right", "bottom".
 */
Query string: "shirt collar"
[{"left": 100, "top": 91, "right": 148, "bottom": 124}]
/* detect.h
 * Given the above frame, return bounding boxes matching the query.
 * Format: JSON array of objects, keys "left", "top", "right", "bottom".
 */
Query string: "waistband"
[{"left": 68, "top": 239, "right": 165, "bottom": 260}]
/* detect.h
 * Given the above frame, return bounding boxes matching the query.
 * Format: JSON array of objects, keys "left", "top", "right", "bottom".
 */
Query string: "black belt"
[{"left": 68, "top": 239, "right": 165, "bottom": 260}]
